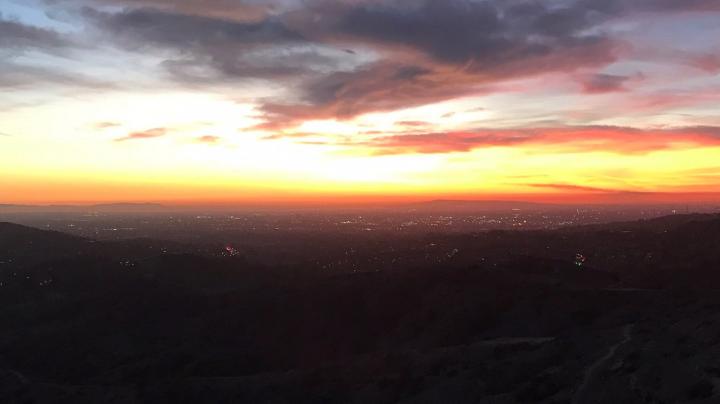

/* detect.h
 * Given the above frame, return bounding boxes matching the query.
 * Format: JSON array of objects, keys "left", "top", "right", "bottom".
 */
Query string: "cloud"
[
  {"left": 689, "top": 53, "right": 720, "bottom": 73},
  {"left": 82, "top": 6, "right": 320, "bottom": 83},
  {"left": 74, "top": 0, "right": 720, "bottom": 131},
  {"left": 95, "top": 121, "right": 121, "bottom": 129},
  {"left": 356, "top": 125, "right": 720, "bottom": 155},
  {"left": 83, "top": 7, "right": 303, "bottom": 49},
  {"left": 85, "top": 0, "right": 273, "bottom": 22},
  {"left": 396, "top": 121, "right": 431, "bottom": 127},
  {"left": 260, "top": 131, "right": 320, "bottom": 141},
  {"left": 0, "top": 16, "right": 70, "bottom": 51},
  {"left": 633, "top": 0, "right": 720, "bottom": 12},
  {"left": 525, "top": 183, "right": 625, "bottom": 193},
  {"left": 249, "top": 0, "right": 626, "bottom": 129},
  {"left": 12, "top": 0, "right": 720, "bottom": 132},
  {"left": 580, "top": 73, "right": 632, "bottom": 94},
  {"left": 335, "top": 0, "right": 615, "bottom": 65},
  {"left": 114, "top": 127, "right": 167, "bottom": 142},
  {"left": 364, "top": 130, "right": 538, "bottom": 154},
  {"left": 0, "top": 61, "right": 115, "bottom": 89},
  {"left": 80, "top": 0, "right": 627, "bottom": 129},
  {"left": 195, "top": 135, "right": 220, "bottom": 143},
  {"left": 628, "top": 88, "right": 720, "bottom": 113},
  {"left": 251, "top": 62, "right": 505, "bottom": 130},
  {"left": 0, "top": 17, "right": 112, "bottom": 93}
]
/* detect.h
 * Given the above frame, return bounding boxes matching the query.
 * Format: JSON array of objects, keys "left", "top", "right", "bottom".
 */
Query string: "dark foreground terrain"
[{"left": 2, "top": 213, "right": 720, "bottom": 403}]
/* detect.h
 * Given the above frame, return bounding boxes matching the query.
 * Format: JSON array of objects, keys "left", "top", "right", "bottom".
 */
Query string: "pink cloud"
[{"left": 114, "top": 127, "right": 166, "bottom": 142}]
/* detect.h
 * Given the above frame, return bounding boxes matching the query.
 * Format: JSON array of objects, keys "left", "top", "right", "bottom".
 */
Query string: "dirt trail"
[{"left": 572, "top": 324, "right": 634, "bottom": 404}]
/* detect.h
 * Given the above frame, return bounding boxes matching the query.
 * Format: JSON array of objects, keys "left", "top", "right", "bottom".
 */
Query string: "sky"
[{"left": 1, "top": 0, "right": 720, "bottom": 205}]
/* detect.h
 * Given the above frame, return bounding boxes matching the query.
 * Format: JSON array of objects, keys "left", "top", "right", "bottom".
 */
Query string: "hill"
[
  {"left": 0, "top": 222, "right": 90, "bottom": 264},
  {"left": 2, "top": 215, "right": 720, "bottom": 403}
]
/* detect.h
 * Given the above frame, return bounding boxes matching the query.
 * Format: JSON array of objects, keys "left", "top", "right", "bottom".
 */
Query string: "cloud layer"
[
  {"left": 1, "top": 0, "right": 719, "bottom": 198},
  {"left": 355, "top": 126, "right": 720, "bottom": 155}
]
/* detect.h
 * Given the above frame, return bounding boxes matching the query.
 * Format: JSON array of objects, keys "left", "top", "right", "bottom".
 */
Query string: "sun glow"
[
  {"left": 2, "top": 0, "right": 720, "bottom": 205},
  {"left": 3, "top": 86, "right": 720, "bottom": 205}
]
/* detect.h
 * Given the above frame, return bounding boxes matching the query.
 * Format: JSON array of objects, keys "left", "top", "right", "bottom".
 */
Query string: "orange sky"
[{"left": 2, "top": 0, "right": 720, "bottom": 205}]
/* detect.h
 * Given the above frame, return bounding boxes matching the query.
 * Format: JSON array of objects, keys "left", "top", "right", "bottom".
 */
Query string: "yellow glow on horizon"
[
  {"left": 2, "top": 91, "right": 720, "bottom": 205},
  {"left": 4, "top": 141, "right": 720, "bottom": 204}
]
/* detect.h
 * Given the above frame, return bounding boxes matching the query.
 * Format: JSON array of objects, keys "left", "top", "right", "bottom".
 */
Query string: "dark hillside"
[{"left": 2, "top": 216, "right": 720, "bottom": 403}]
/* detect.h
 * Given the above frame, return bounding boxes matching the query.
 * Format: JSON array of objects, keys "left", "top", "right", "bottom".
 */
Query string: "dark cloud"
[
  {"left": 336, "top": 0, "right": 614, "bottom": 65},
  {"left": 391, "top": 66, "right": 432, "bottom": 81},
  {"left": 0, "top": 61, "right": 115, "bottom": 89},
  {"left": 634, "top": 0, "right": 720, "bottom": 12},
  {"left": 85, "top": 0, "right": 273, "bottom": 21},
  {"left": 249, "top": 0, "right": 624, "bottom": 128},
  {"left": 73, "top": 0, "right": 720, "bottom": 129},
  {"left": 580, "top": 73, "right": 631, "bottom": 93},
  {"left": 0, "top": 16, "right": 69, "bottom": 51},
  {"left": 79, "top": 0, "right": 622, "bottom": 125},
  {"left": 666, "top": 126, "right": 720, "bottom": 138},
  {"left": 557, "top": 0, "right": 720, "bottom": 15},
  {"left": 81, "top": 7, "right": 343, "bottom": 83},
  {"left": 159, "top": 47, "right": 341, "bottom": 84},
  {"left": 0, "top": 17, "right": 107, "bottom": 91},
  {"left": 114, "top": 127, "right": 166, "bottom": 142},
  {"left": 252, "top": 62, "right": 494, "bottom": 130},
  {"left": 84, "top": 7, "right": 303, "bottom": 49},
  {"left": 337, "top": 1, "right": 503, "bottom": 64}
]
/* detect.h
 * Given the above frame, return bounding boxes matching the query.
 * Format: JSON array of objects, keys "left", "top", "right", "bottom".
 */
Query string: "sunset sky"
[{"left": 2, "top": 0, "right": 720, "bottom": 205}]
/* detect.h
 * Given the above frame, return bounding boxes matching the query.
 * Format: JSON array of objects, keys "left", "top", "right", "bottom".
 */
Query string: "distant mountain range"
[
  {"left": 400, "top": 199, "right": 562, "bottom": 212},
  {"left": 0, "top": 203, "right": 165, "bottom": 212},
  {"left": 1, "top": 199, "right": 718, "bottom": 213},
  {"left": 0, "top": 200, "right": 557, "bottom": 213}
]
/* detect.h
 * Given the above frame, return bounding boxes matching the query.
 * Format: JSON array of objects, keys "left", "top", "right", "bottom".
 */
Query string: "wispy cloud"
[
  {"left": 195, "top": 135, "right": 220, "bottom": 143},
  {"left": 353, "top": 125, "right": 720, "bottom": 155},
  {"left": 525, "top": 183, "right": 627, "bottom": 193},
  {"left": 0, "top": 17, "right": 71, "bottom": 51},
  {"left": 0, "top": 61, "right": 115, "bottom": 90},
  {"left": 95, "top": 121, "right": 121, "bottom": 129},
  {"left": 579, "top": 73, "right": 637, "bottom": 94},
  {"left": 114, "top": 128, "right": 166, "bottom": 142}
]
